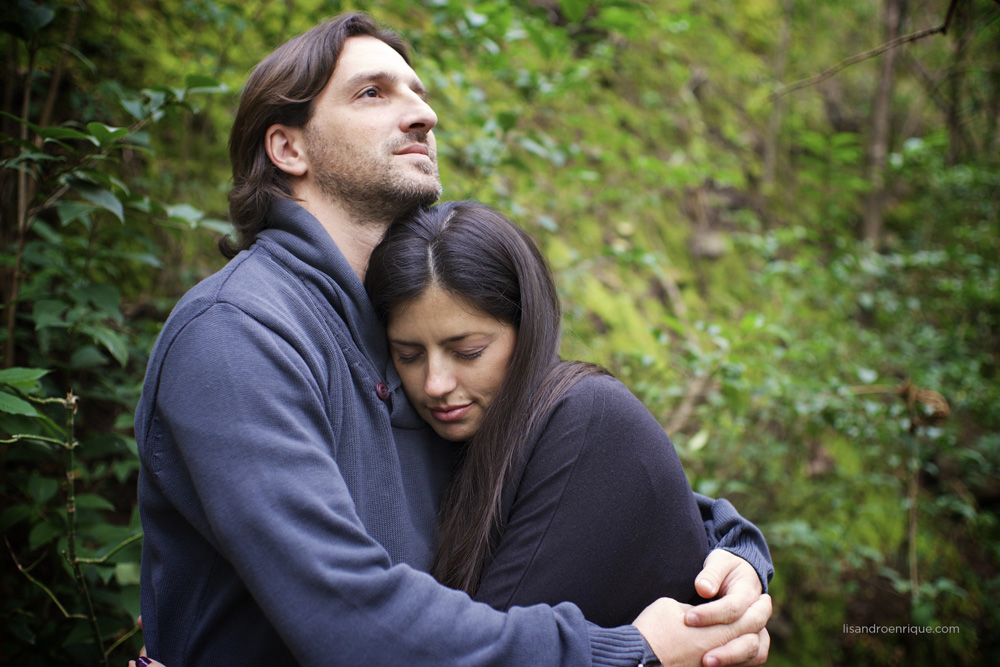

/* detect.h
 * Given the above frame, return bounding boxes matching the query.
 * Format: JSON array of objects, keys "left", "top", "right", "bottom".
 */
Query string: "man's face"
[{"left": 303, "top": 36, "right": 442, "bottom": 220}]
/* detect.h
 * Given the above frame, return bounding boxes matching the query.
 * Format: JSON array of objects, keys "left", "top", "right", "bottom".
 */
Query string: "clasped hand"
[{"left": 633, "top": 550, "right": 771, "bottom": 667}]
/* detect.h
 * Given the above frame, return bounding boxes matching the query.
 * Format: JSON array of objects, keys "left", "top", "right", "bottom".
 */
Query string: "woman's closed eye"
[{"left": 394, "top": 350, "right": 422, "bottom": 364}]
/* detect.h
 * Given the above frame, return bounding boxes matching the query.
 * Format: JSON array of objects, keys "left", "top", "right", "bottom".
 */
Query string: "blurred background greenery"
[{"left": 2, "top": 0, "right": 997, "bottom": 664}]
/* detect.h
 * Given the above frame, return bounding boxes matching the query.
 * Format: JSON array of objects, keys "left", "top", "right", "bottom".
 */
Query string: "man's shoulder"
[{"left": 170, "top": 244, "right": 326, "bottom": 326}]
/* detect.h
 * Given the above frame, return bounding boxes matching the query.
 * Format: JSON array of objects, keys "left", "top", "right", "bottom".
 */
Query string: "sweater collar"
[{"left": 258, "top": 199, "right": 423, "bottom": 428}]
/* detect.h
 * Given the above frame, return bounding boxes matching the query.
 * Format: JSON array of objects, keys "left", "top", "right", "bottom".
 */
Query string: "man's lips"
[
  {"left": 395, "top": 143, "right": 430, "bottom": 157},
  {"left": 428, "top": 404, "right": 472, "bottom": 422}
]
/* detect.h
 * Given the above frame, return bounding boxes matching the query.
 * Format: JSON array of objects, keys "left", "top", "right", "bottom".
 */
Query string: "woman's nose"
[{"left": 424, "top": 361, "right": 456, "bottom": 398}]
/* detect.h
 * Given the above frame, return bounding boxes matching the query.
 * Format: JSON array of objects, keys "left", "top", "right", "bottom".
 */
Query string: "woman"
[{"left": 364, "top": 201, "right": 710, "bottom": 627}]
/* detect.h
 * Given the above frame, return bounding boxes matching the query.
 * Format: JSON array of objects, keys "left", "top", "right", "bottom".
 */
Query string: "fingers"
[
  {"left": 694, "top": 550, "right": 731, "bottom": 599},
  {"left": 687, "top": 556, "right": 763, "bottom": 627},
  {"left": 687, "top": 593, "right": 744, "bottom": 627},
  {"left": 702, "top": 628, "right": 770, "bottom": 667}
]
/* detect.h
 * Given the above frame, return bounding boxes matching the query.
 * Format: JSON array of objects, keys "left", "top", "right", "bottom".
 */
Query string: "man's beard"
[{"left": 305, "top": 128, "right": 442, "bottom": 226}]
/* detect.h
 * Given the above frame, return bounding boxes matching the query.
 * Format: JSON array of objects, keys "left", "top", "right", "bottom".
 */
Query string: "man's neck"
[{"left": 296, "top": 189, "right": 392, "bottom": 281}]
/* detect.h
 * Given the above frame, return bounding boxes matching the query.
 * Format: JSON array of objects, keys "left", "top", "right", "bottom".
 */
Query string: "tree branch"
[{"left": 772, "top": 0, "right": 960, "bottom": 99}]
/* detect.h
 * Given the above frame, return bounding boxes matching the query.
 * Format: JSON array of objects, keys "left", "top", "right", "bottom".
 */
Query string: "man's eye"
[{"left": 362, "top": 88, "right": 379, "bottom": 98}]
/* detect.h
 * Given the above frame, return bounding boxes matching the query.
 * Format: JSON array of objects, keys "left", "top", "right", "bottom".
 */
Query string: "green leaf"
[
  {"left": 86, "top": 122, "right": 129, "bottom": 146},
  {"left": 184, "top": 73, "right": 220, "bottom": 88},
  {"left": 183, "top": 73, "right": 228, "bottom": 95},
  {"left": 70, "top": 283, "right": 122, "bottom": 319},
  {"left": 32, "top": 299, "right": 67, "bottom": 329},
  {"left": 7, "top": 616, "right": 36, "bottom": 646},
  {"left": 0, "top": 389, "right": 38, "bottom": 416},
  {"left": 0, "top": 110, "right": 41, "bottom": 134},
  {"left": 73, "top": 183, "right": 124, "bottom": 222},
  {"left": 166, "top": 202, "right": 204, "bottom": 227},
  {"left": 26, "top": 475, "right": 60, "bottom": 504},
  {"left": 199, "top": 218, "right": 234, "bottom": 235},
  {"left": 56, "top": 200, "right": 96, "bottom": 228},
  {"left": 0, "top": 505, "right": 37, "bottom": 533},
  {"left": 687, "top": 429, "right": 710, "bottom": 453},
  {"left": 38, "top": 126, "right": 99, "bottom": 146},
  {"left": 0, "top": 367, "right": 49, "bottom": 387},
  {"left": 560, "top": 0, "right": 591, "bottom": 23},
  {"left": 118, "top": 251, "right": 163, "bottom": 268},
  {"left": 120, "top": 97, "right": 145, "bottom": 120},
  {"left": 115, "top": 561, "right": 142, "bottom": 586},
  {"left": 83, "top": 325, "right": 129, "bottom": 366},
  {"left": 74, "top": 493, "right": 116, "bottom": 511},
  {"left": 15, "top": 0, "right": 56, "bottom": 38},
  {"left": 70, "top": 345, "right": 107, "bottom": 369},
  {"left": 497, "top": 111, "right": 518, "bottom": 132}
]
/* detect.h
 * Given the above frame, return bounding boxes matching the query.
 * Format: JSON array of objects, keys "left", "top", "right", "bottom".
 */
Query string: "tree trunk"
[
  {"left": 862, "top": 0, "right": 906, "bottom": 243},
  {"left": 763, "top": 0, "right": 794, "bottom": 189},
  {"left": 947, "top": 0, "right": 970, "bottom": 164}
]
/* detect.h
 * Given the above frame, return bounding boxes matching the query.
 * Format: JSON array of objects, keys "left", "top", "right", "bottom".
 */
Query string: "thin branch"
[
  {"left": 76, "top": 532, "right": 143, "bottom": 564},
  {"left": 5, "top": 536, "right": 86, "bottom": 620},
  {"left": 104, "top": 623, "right": 141, "bottom": 659},
  {"left": 0, "top": 433, "right": 67, "bottom": 447},
  {"left": 773, "top": 24, "right": 945, "bottom": 98},
  {"left": 771, "top": 0, "right": 959, "bottom": 101}
]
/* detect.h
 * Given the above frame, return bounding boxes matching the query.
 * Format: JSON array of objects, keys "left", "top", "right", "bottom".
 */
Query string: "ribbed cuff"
[
  {"left": 587, "top": 622, "right": 648, "bottom": 667},
  {"left": 708, "top": 498, "right": 774, "bottom": 592},
  {"left": 718, "top": 535, "right": 774, "bottom": 593}
]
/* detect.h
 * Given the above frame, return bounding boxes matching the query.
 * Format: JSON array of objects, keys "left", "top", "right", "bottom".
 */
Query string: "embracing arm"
[
  {"left": 696, "top": 493, "right": 774, "bottom": 593},
  {"left": 686, "top": 496, "right": 774, "bottom": 666},
  {"left": 139, "top": 306, "right": 654, "bottom": 667}
]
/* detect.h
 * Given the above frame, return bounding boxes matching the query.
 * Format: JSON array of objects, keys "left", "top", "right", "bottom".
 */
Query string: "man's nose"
[{"left": 401, "top": 92, "right": 437, "bottom": 134}]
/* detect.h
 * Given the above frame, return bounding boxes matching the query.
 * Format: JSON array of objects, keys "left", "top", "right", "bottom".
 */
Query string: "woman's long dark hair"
[{"left": 365, "top": 201, "right": 606, "bottom": 594}]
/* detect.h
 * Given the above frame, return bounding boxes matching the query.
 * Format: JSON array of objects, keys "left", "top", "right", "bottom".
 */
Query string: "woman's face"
[{"left": 386, "top": 285, "right": 516, "bottom": 442}]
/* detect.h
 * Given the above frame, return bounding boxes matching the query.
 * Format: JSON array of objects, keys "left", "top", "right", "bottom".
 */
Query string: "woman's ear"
[{"left": 265, "top": 124, "right": 308, "bottom": 176}]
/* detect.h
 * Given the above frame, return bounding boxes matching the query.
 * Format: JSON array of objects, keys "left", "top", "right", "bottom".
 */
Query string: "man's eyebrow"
[{"left": 343, "top": 70, "right": 428, "bottom": 99}]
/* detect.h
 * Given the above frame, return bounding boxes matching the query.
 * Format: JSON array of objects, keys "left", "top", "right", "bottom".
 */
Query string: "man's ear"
[{"left": 265, "top": 124, "right": 309, "bottom": 177}]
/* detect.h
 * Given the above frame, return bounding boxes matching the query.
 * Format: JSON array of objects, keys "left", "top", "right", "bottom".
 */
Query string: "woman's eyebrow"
[{"left": 389, "top": 333, "right": 482, "bottom": 347}]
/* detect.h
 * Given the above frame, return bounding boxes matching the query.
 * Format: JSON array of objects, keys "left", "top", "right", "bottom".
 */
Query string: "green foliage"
[
  {"left": 2, "top": 0, "right": 998, "bottom": 664},
  {"left": 1, "top": 1, "right": 227, "bottom": 663}
]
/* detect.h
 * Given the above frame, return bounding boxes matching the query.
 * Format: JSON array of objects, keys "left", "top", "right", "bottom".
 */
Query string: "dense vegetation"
[{"left": 2, "top": 0, "right": 997, "bottom": 664}]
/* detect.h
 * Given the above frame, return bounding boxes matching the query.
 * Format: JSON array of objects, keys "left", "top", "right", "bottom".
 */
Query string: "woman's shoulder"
[{"left": 553, "top": 370, "right": 651, "bottom": 423}]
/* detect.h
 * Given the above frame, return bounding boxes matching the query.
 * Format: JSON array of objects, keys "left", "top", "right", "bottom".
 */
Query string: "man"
[{"left": 135, "top": 12, "right": 772, "bottom": 667}]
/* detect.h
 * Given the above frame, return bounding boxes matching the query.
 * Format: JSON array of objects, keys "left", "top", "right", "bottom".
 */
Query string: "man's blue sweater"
[{"left": 136, "top": 200, "right": 770, "bottom": 666}]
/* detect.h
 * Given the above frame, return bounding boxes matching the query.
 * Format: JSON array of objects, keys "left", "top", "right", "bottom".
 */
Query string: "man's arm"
[
  {"left": 687, "top": 495, "right": 774, "bottom": 667},
  {"left": 696, "top": 493, "right": 773, "bottom": 592}
]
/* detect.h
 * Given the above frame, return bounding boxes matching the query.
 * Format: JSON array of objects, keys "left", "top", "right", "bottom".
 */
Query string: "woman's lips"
[{"left": 428, "top": 404, "right": 472, "bottom": 422}]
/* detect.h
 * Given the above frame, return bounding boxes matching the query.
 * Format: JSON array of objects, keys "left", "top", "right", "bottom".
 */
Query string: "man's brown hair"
[{"left": 222, "top": 12, "right": 410, "bottom": 258}]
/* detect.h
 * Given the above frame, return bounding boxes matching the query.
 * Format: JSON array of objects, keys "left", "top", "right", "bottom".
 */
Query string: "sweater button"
[{"left": 375, "top": 382, "right": 389, "bottom": 400}]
